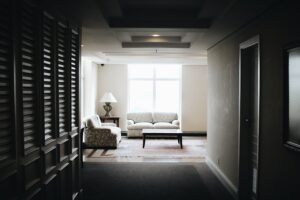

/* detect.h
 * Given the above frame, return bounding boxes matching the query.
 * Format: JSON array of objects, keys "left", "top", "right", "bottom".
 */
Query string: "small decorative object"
[
  {"left": 284, "top": 43, "right": 300, "bottom": 152},
  {"left": 100, "top": 92, "right": 117, "bottom": 117}
]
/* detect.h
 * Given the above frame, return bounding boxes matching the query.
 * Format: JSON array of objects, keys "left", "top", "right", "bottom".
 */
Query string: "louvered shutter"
[
  {"left": 70, "top": 29, "right": 80, "bottom": 130},
  {"left": 56, "top": 21, "right": 68, "bottom": 135},
  {"left": 20, "top": 0, "right": 39, "bottom": 154},
  {"left": 42, "top": 12, "right": 56, "bottom": 143},
  {"left": 0, "top": 0, "right": 14, "bottom": 165}
]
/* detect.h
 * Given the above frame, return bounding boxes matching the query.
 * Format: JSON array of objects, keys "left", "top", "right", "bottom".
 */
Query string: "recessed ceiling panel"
[{"left": 131, "top": 36, "right": 181, "bottom": 43}]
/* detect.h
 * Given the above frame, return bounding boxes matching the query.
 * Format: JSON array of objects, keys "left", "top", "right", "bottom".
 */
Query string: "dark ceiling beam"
[
  {"left": 118, "top": 0, "right": 205, "bottom": 7},
  {"left": 98, "top": 0, "right": 123, "bottom": 17},
  {"left": 108, "top": 18, "right": 211, "bottom": 28},
  {"left": 122, "top": 7, "right": 200, "bottom": 19}
]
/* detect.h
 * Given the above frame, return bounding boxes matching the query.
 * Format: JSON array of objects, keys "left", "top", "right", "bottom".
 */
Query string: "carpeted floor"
[
  {"left": 84, "top": 137, "right": 207, "bottom": 162},
  {"left": 82, "top": 162, "right": 234, "bottom": 200}
]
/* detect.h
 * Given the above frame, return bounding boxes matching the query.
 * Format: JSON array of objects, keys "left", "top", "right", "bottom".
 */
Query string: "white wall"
[
  {"left": 181, "top": 65, "right": 208, "bottom": 131},
  {"left": 81, "top": 59, "right": 98, "bottom": 119},
  {"left": 97, "top": 64, "right": 128, "bottom": 131},
  {"left": 95, "top": 64, "right": 208, "bottom": 132}
]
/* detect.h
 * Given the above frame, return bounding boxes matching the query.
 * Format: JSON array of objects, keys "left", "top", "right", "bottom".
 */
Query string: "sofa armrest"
[
  {"left": 127, "top": 120, "right": 135, "bottom": 126},
  {"left": 172, "top": 120, "right": 180, "bottom": 127},
  {"left": 102, "top": 123, "right": 116, "bottom": 127}
]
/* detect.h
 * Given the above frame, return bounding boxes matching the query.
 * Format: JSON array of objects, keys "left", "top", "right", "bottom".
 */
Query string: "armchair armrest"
[
  {"left": 127, "top": 120, "right": 134, "bottom": 126},
  {"left": 102, "top": 123, "right": 116, "bottom": 127},
  {"left": 90, "top": 127, "right": 112, "bottom": 133},
  {"left": 172, "top": 120, "right": 180, "bottom": 127},
  {"left": 85, "top": 127, "right": 117, "bottom": 147},
  {"left": 86, "top": 127, "right": 117, "bottom": 139}
]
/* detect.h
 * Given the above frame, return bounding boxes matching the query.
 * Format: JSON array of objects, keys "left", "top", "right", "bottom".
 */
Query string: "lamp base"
[{"left": 103, "top": 102, "right": 112, "bottom": 117}]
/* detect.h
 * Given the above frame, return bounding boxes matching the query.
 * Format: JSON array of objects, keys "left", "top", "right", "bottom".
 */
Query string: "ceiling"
[
  {"left": 67, "top": 0, "right": 280, "bottom": 64},
  {"left": 99, "top": 0, "right": 224, "bottom": 29}
]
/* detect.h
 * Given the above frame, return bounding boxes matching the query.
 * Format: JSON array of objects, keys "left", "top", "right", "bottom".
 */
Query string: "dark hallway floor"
[{"left": 82, "top": 162, "right": 234, "bottom": 200}]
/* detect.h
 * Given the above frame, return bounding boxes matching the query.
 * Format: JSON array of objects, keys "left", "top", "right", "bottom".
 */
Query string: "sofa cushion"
[
  {"left": 153, "top": 122, "right": 179, "bottom": 129},
  {"left": 127, "top": 112, "right": 153, "bottom": 123},
  {"left": 127, "top": 122, "right": 153, "bottom": 130},
  {"left": 86, "top": 115, "right": 102, "bottom": 128},
  {"left": 153, "top": 112, "right": 178, "bottom": 123}
]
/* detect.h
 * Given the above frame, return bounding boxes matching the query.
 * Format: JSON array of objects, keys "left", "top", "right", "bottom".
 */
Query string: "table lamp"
[{"left": 100, "top": 92, "right": 117, "bottom": 117}]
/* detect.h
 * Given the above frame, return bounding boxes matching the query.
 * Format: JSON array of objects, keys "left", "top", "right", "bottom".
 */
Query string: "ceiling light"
[
  {"left": 152, "top": 34, "right": 160, "bottom": 37},
  {"left": 81, "top": 44, "right": 84, "bottom": 47}
]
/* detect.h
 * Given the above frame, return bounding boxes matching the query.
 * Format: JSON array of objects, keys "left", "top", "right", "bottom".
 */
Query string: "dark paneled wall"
[
  {"left": 0, "top": 0, "right": 81, "bottom": 199},
  {"left": 208, "top": 1, "right": 300, "bottom": 199}
]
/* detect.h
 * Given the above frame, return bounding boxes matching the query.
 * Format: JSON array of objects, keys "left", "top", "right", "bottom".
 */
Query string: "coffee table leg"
[
  {"left": 143, "top": 134, "right": 146, "bottom": 148},
  {"left": 179, "top": 135, "right": 183, "bottom": 149}
]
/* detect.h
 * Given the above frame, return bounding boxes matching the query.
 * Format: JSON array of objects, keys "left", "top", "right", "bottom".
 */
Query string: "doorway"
[{"left": 238, "top": 35, "right": 260, "bottom": 200}]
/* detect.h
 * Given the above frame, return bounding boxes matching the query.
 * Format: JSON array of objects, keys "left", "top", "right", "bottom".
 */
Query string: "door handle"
[{"left": 244, "top": 118, "right": 250, "bottom": 123}]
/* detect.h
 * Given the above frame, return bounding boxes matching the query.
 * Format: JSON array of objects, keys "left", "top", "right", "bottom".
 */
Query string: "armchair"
[{"left": 84, "top": 115, "right": 121, "bottom": 148}]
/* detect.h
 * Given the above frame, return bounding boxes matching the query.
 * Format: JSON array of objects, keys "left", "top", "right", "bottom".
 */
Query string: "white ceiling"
[
  {"left": 79, "top": 0, "right": 279, "bottom": 65},
  {"left": 82, "top": 27, "right": 208, "bottom": 64},
  {"left": 80, "top": 0, "right": 210, "bottom": 65}
]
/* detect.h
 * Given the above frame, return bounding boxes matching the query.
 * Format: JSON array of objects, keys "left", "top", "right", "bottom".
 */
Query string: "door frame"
[{"left": 238, "top": 35, "right": 261, "bottom": 200}]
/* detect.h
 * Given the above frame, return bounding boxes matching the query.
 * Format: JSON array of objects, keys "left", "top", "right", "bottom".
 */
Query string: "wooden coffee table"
[{"left": 142, "top": 129, "right": 183, "bottom": 149}]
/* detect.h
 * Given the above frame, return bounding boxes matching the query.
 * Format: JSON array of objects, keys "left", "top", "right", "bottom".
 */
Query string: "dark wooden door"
[
  {"left": 239, "top": 36, "right": 260, "bottom": 200},
  {"left": 0, "top": 0, "right": 82, "bottom": 199}
]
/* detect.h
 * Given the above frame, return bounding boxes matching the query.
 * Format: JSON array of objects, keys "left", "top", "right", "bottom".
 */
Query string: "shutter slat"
[
  {"left": 42, "top": 12, "right": 55, "bottom": 142},
  {"left": 0, "top": 0, "right": 13, "bottom": 165},
  {"left": 20, "top": 1, "right": 38, "bottom": 154},
  {"left": 56, "top": 21, "right": 68, "bottom": 134},
  {"left": 70, "top": 29, "right": 79, "bottom": 129}
]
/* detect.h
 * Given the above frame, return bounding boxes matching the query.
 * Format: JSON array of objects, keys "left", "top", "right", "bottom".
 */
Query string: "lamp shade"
[{"left": 100, "top": 92, "right": 117, "bottom": 103}]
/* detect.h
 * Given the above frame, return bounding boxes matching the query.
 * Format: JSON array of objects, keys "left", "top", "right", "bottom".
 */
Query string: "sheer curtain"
[{"left": 128, "top": 64, "right": 181, "bottom": 113}]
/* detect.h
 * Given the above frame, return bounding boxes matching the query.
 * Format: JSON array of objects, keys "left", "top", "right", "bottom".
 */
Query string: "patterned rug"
[{"left": 84, "top": 137, "right": 207, "bottom": 162}]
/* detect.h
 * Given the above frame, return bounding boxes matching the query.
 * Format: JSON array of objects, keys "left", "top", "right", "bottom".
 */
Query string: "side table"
[{"left": 100, "top": 116, "right": 120, "bottom": 127}]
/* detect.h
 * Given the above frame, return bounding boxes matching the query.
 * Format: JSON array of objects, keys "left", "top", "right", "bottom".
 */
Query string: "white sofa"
[{"left": 127, "top": 112, "right": 180, "bottom": 137}]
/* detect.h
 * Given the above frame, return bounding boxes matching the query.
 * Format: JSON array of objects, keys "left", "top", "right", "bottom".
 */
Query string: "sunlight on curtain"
[{"left": 128, "top": 64, "right": 181, "bottom": 113}]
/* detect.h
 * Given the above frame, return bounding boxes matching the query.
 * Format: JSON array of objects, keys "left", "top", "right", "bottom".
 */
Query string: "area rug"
[
  {"left": 83, "top": 162, "right": 212, "bottom": 200},
  {"left": 85, "top": 137, "right": 207, "bottom": 162}
]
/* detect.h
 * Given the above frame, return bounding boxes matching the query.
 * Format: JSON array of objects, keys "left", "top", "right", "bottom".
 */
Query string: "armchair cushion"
[
  {"left": 100, "top": 126, "right": 120, "bottom": 134},
  {"left": 102, "top": 123, "right": 116, "bottom": 127}
]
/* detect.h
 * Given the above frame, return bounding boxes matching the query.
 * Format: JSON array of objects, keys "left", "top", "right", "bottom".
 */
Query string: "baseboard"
[
  {"left": 121, "top": 131, "right": 127, "bottom": 136},
  {"left": 182, "top": 131, "right": 207, "bottom": 136},
  {"left": 206, "top": 157, "right": 238, "bottom": 200},
  {"left": 81, "top": 143, "right": 117, "bottom": 150},
  {"left": 121, "top": 131, "right": 207, "bottom": 137}
]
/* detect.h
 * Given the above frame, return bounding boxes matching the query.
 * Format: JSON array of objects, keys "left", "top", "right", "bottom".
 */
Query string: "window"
[{"left": 128, "top": 64, "right": 181, "bottom": 113}]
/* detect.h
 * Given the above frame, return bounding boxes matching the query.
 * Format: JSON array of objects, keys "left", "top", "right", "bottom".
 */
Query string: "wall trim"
[{"left": 206, "top": 157, "right": 238, "bottom": 200}]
